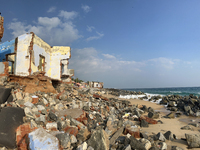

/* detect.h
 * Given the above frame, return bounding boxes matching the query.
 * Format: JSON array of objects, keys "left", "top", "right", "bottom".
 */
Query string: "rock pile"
[
  {"left": 159, "top": 94, "right": 200, "bottom": 117},
  {"left": 0, "top": 80, "right": 198, "bottom": 149},
  {"left": 106, "top": 88, "right": 145, "bottom": 97}
]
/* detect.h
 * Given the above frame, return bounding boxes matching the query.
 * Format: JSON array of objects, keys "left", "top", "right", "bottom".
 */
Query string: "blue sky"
[{"left": 1, "top": 0, "right": 200, "bottom": 88}]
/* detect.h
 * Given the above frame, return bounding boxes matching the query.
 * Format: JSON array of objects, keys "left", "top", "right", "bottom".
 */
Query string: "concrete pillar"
[{"left": 61, "top": 60, "right": 69, "bottom": 75}]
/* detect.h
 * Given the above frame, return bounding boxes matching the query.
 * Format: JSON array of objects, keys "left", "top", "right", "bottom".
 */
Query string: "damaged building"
[
  {"left": 89, "top": 81, "right": 104, "bottom": 89},
  {"left": 0, "top": 19, "right": 74, "bottom": 93}
]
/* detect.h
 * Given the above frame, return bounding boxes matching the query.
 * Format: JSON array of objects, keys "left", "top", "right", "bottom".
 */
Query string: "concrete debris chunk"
[
  {"left": 87, "top": 129, "right": 109, "bottom": 150},
  {"left": 56, "top": 133, "right": 71, "bottom": 149},
  {"left": 0, "top": 107, "right": 25, "bottom": 148},
  {"left": 28, "top": 128, "right": 59, "bottom": 150}
]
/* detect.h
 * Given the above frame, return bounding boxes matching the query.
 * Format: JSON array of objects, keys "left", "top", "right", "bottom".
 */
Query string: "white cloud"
[
  {"left": 81, "top": 5, "right": 91, "bottom": 13},
  {"left": 69, "top": 47, "right": 195, "bottom": 88},
  {"left": 47, "top": 7, "right": 56, "bottom": 13},
  {"left": 87, "top": 26, "right": 95, "bottom": 32},
  {"left": 102, "top": 54, "right": 116, "bottom": 59},
  {"left": 69, "top": 47, "right": 145, "bottom": 76},
  {"left": 86, "top": 32, "right": 104, "bottom": 41},
  {"left": 148, "top": 57, "right": 178, "bottom": 69},
  {"left": 58, "top": 10, "right": 78, "bottom": 20},
  {"left": 38, "top": 17, "right": 61, "bottom": 28},
  {"left": 8, "top": 12, "right": 82, "bottom": 45}
]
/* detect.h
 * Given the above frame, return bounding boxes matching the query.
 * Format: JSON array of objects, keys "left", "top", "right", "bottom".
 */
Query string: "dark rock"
[
  {"left": 140, "top": 119, "right": 149, "bottom": 127},
  {"left": 6, "top": 94, "right": 13, "bottom": 103},
  {"left": 109, "top": 126, "right": 124, "bottom": 146},
  {"left": 142, "top": 105, "right": 148, "bottom": 112},
  {"left": 124, "top": 137, "right": 130, "bottom": 146},
  {"left": 170, "top": 107, "right": 178, "bottom": 112},
  {"left": 175, "top": 112, "right": 182, "bottom": 117},
  {"left": 0, "top": 107, "right": 25, "bottom": 148},
  {"left": 168, "top": 101, "right": 175, "bottom": 107},
  {"left": 56, "top": 133, "right": 71, "bottom": 148},
  {"left": 0, "top": 87, "right": 12, "bottom": 104},
  {"left": 117, "top": 143, "right": 125, "bottom": 150},
  {"left": 130, "top": 136, "right": 146, "bottom": 150},
  {"left": 87, "top": 129, "right": 109, "bottom": 150},
  {"left": 149, "top": 146, "right": 159, "bottom": 150},
  {"left": 181, "top": 125, "right": 193, "bottom": 130},
  {"left": 148, "top": 111, "right": 159, "bottom": 119},
  {"left": 188, "top": 123, "right": 199, "bottom": 127},
  {"left": 76, "top": 127, "right": 90, "bottom": 142},
  {"left": 171, "top": 146, "right": 184, "bottom": 150},
  {"left": 164, "top": 131, "right": 173, "bottom": 141},
  {"left": 83, "top": 106, "right": 90, "bottom": 111},
  {"left": 156, "top": 132, "right": 166, "bottom": 141},
  {"left": 148, "top": 107, "right": 154, "bottom": 113},
  {"left": 140, "top": 132, "right": 148, "bottom": 139},
  {"left": 173, "top": 134, "right": 177, "bottom": 140},
  {"left": 165, "top": 112, "right": 175, "bottom": 119},
  {"left": 48, "top": 111, "right": 58, "bottom": 122}
]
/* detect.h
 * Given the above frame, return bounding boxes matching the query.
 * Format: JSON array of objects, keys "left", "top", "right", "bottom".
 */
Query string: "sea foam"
[{"left": 119, "top": 93, "right": 164, "bottom": 104}]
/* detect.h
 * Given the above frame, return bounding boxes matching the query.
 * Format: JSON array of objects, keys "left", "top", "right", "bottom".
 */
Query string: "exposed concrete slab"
[{"left": 56, "top": 108, "right": 84, "bottom": 119}]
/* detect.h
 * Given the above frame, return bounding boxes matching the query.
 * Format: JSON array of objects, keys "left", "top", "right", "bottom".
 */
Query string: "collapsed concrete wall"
[
  {"left": 0, "top": 15, "right": 4, "bottom": 41},
  {"left": 0, "top": 32, "right": 74, "bottom": 82}
]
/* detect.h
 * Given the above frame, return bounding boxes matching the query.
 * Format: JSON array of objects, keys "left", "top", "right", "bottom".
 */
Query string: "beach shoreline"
[{"left": 103, "top": 91, "right": 200, "bottom": 149}]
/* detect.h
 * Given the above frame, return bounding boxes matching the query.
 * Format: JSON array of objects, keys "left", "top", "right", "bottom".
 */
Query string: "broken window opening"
[
  {"left": 38, "top": 55, "right": 45, "bottom": 72},
  {"left": 60, "top": 59, "right": 69, "bottom": 77},
  {"left": 6, "top": 53, "right": 16, "bottom": 74}
]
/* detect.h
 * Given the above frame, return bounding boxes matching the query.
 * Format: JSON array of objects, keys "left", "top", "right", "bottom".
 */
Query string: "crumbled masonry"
[{"left": 0, "top": 78, "right": 199, "bottom": 149}]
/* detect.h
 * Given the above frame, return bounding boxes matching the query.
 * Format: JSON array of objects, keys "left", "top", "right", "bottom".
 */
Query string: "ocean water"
[{"left": 123, "top": 87, "right": 200, "bottom": 97}]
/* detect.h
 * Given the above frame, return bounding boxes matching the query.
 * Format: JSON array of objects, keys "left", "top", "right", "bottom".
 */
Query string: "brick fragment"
[
  {"left": 16, "top": 123, "right": 38, "bottom": 150},
  {"left": 139, "top": 116, "right": 158, "bottom": 124}
]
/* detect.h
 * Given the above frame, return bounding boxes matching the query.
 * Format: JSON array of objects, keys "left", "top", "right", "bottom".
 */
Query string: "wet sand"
[{"left": 104, "top": 94, "right": 200, "bottom": 149}]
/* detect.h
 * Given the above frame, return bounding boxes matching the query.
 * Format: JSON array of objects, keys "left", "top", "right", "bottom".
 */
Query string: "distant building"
[
  {"left": 0, "top": 32, "right": 74, "bottom": 83},
  {"left": 89, "top": 81, "right": 104, "bottom": 89}
]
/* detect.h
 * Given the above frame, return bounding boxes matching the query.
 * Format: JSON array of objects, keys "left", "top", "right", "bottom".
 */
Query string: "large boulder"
[
  {"left": 130, "top": 136, "right": 146, "bottom": 150},
  {"left": 185, "top": 134, "right": 200, "bottom": 148},
  {"left": 28, "top": 128, "right": 59, "bottom": 150},
  {"left": 0, "top": 107, "right": 25, "bottom": 148},
  {"left": 0, "top": 86, "right": 12, "bottom": 104},
  {"left": 87, "top": 129, "right": 109, "bottom": 150}
]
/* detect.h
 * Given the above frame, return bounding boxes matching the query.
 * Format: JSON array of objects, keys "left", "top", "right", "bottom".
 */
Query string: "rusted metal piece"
[
  {"left": 0, "top": 62, "right": 9, "bottom": 76},
  {"left": 139, "top": 116, "right": 158, "bottom": 124},
  {"left": 124, "top": 127, "right": 140, "bottom": 138},
  {"left": 28, "top": 33, "right": 34, "bottom": 75},
  {"left": 93, "top": 94, "right": 109, "bottom": 101}
]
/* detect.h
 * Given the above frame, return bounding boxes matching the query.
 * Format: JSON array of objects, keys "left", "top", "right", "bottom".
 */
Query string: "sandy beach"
[{"left": 104, "top": 93, "right": 200, "bottom": 150}]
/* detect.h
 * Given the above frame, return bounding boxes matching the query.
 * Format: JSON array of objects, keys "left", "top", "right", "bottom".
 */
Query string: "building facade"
[
  {"left": 0, "top": 32, "right": 74, "bottom": 82},
  {"left": 89, "top": 81, "right": 104, "bottom": 89}
]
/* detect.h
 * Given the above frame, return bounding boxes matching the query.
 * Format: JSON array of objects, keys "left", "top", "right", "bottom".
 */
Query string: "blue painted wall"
[{"left": 0, "top": 39, "right": 15, "bottom": 62}]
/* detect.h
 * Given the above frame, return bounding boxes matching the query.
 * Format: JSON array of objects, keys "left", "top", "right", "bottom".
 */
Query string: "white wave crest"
[
  {"left": 119, "top": 94, "right": 146, "bottom": 99},
  {"left": 119, "top": 93, "right": 164, "bottom": 104},
  {"left": 170, "top": 91, "right": 182, "bottom": 93}
]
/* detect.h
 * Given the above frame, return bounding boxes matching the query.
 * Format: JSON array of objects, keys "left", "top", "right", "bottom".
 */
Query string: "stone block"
[
  {"left": 16, "top": 123, "right": 37, "bottom": 150},
  {"left": 28, "top": 128, "right": 59, "bottom": 150}
]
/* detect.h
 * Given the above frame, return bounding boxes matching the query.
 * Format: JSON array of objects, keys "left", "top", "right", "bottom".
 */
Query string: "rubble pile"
[{"left": 0, "top": 78, "right": 198, "bottom": 149}]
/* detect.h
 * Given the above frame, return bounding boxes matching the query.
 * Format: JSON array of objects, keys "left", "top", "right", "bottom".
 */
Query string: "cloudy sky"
[{"left": 1, "top": 0, "right": 200, "bottom": 88}]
